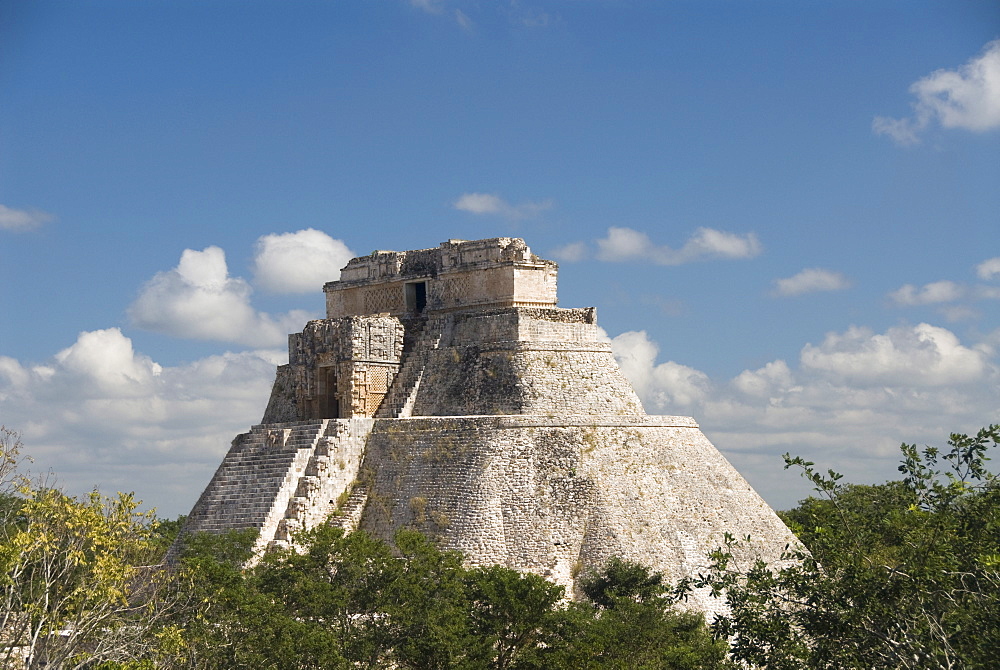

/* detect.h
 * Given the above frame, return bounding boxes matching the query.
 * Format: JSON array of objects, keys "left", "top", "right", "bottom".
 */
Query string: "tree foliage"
[
  {"left": 0, "top": 426, "right": 176, "bottom": 669},
  {"left": 167, "top": 524, "right": 727, "bottom": 669},
  {"left": 689, "top": 425, "right": 1000, "bottom": 670}
]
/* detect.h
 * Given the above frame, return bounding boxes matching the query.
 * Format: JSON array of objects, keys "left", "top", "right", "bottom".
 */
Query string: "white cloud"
[
  {"left": 874, "top": 40, "right": 1000, "bottom": 145},
  {"left": 611, "top": 323, "right": 1000, "bottom": 510},
  {"left": 53, "top": 328, "right": 162, "bottom": 396},
  {"left": 939, "top": 304, "right": 981, "bottom": 323},
  {"left": 976, "top": 285, "right": 1000, "bottom": 299},
  {"left": 252, "top": 228, "right": 355, "bottom": 294},
  {"left": 594, "top": 227, "right": 648, "bottom": 261},
  {"left": 611, "top": 330, "right": 710, "bottom": 408},
  {"left": 800, "top": 323, "right": 988, "bottom": 387},
  {"left": 454, "top": 193, "right": 504, "bottom": 214},
  {"left": 0, "top": 204, "right": 54, "bottom": 232},
  {"left": 594, "top": 226, "right": 762, "bottom": 265},
  {"left": 452, "top": 192, "right": 553, "bottom": 220},
  {"left": 128, "top": 246, "right": 313, "bottom": 347},
  {"left": 732, "top": 360, "right": 795, "bottom": 397},
  {"left": 887, "top": 263, "right": 1000, "bottom": 323},
  {"left": 773, "top": 268, "right": 851, "bottom": 297},
  {"left": 977, "top": 257, "right": 1000, "bottom": 281},
  {"left": 889, "top": 280, "right": 966, "bottom": 305},
  {"left": 0, "top": 329, "right": 283, "bottom": 517},
  {"left": 548, "top": 241, "right": 588, "bottom": 263}
]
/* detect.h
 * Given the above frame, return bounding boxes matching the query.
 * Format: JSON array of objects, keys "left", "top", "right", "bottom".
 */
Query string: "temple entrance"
[
  {"left": 317, "top": 366, "right": 340, "bottom": 419},
  {"left": 405, "top": 281, "right": 427, "bottom": 313}
]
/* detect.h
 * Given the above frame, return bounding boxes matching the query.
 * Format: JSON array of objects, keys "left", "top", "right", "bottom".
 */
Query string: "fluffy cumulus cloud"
[
  {"left": 252, "top": 228, "right": 355, "bottom": 294},
  {"left": 0, "top": 204, "right": 54, "bottom": 231},
  {"left": 772, "top": 268, "right": 851, "bottom": 297},
  {"left": 594, "top": 226, "right": 761, "bottom": 265},
  {"left": 800, "top": 323, "right": 989, "bottom": 387},
  {"left": 128, "top": 246, "right": 313, "bottom": 347},
  {"left": 611, "top": 330, "right": 711, "bottom": 408},
  {"left": 732, "top": 360, "right": 795, "bottom": 397},
  {"left": 874, "top": 40, "right": 1000, "bottom": 145},
  {"left": 977, "top": 257, "right": 1000, "bottom": 281},
  {"left": 610, "top": 323, "right": 1000, "bottom": 510},
  {"left": 0, "top": 329, "right": 283, "bottom": 517},
  {"left": 52, "top": 328, "right": 163, "bottom": 395},
  {"left": 888, "top": 259, "right": 1000, "bottom": 317},
  {"left": 452, "top": 192, "right": 553, "bottom": 220}
]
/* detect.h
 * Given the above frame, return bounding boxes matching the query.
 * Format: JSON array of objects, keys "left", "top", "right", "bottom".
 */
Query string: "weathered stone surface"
[
  {"left": 178, "top": 237, "right": 798, "bottom": 618},
  {"left": 358, "top": 416, "right": 789, "bottom": 614}
]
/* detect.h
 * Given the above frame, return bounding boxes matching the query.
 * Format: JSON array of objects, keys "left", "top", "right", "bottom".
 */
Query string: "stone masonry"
[{"left": 179, "top": 237, "right": 799, "bottom": 616}]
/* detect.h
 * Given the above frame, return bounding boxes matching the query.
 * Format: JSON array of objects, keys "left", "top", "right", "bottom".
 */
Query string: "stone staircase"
[
  {"left": 326, "top": 481, "right": 370, "bottom": 532},
  {"left": 269, "top": 417, "right": 374, "bottom": 549},
  {"left": 181, "top": 420, "right": 328, "bottom": 536},
  {"left": 377, "top": 315, "right": 453, "bottom": 418},
  {"left": 176, "top": 417, "right": 375, "bottom": 558}
]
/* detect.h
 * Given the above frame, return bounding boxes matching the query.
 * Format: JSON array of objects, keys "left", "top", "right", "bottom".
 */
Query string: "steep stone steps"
[
  {"left": 327, "top": 483, "right": 369, "bottom": 532},
  {"left": 377, "top": 315, "right": 453, "bottom": 418},
  {"left": 268, "top": 417, "right": 375, "bottom": 550},
  {"left": 181, "top": 420, "right": 328, "bottom": 537}
]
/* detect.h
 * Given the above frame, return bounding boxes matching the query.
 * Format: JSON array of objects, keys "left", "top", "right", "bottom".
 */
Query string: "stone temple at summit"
[{"left": 180, "top": 237, "right": 797, "bottom": 615}]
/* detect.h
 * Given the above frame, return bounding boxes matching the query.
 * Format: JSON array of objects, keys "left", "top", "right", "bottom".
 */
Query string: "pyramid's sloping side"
[{"left": 358, "top": 415, "right": 797, "bottom": 615}]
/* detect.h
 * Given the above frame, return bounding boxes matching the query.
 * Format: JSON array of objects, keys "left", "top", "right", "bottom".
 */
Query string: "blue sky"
[{"left": 2, "top": 0, "right": 998, "bottom": 517}]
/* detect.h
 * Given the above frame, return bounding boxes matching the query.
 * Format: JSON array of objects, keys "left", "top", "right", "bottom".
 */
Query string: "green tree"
[
  {"left": 0, "top": 427, "right": 175, "bottom": 669},
  {"left": 463, "top": 564, "right": 572, "bottom": 669},
  {"left": 170, "top": 520, "right": 734, "bottom": 669},
  {"left": 254, "top": 524, "right": 397, "bottom": 668},
  {"left": 692, "top": 425, "right": 1000, "bottom": 670},
  {"left": 381, "top": 529, "right": 476, "bottom": 669},
  {"left": 166, "top": 527, "right": 328, "bottom": 670},
  {"left": 574, "top": 558, "right": 732, "bottom": 670}
]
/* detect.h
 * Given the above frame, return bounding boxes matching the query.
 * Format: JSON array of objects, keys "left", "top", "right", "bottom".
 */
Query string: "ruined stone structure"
[{"left": 181, "top": 237, "right": 797, "bottom": 615}]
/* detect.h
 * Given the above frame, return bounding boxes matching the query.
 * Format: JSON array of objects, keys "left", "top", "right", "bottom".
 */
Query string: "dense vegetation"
[
  {"left": 686, "top": 425, "right": 1000, "bottom": 670},
  {"left": 166, "top": 525, "right": 729, "bottom": 669},
  {"left": 1, "top": 423, "right": 997, "bottom": 668}
]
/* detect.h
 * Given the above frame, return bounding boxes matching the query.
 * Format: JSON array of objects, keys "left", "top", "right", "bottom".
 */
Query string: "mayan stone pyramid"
[{"left": 181, "top": 237, "right": 797, "bottom": 614}]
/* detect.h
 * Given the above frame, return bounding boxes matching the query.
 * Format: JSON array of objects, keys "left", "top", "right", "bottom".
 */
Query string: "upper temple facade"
[
  {"left": 325, "top": 237, "right": 558, "bottom": 318},
  {"left": 180, "top": 236, "right": 798, "bottom": 617}
]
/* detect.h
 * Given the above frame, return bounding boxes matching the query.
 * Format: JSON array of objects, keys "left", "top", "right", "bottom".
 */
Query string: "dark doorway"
[
  {"left": 405, "top": 281, "right": 427, "bottom": 313},
  {"left": 318, "top": 367, "right": 340, "bottom": 419}
]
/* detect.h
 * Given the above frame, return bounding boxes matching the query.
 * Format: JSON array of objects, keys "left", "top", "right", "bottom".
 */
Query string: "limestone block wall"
[
  {"left": 406, "top": 344, "right": 644, "bottom": 416},
  {"left": 358, "top": 416, "right": 797, "bottom": 617},
  {"left": 262, "top": 364, "right": 299, "bottom": 423}
]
